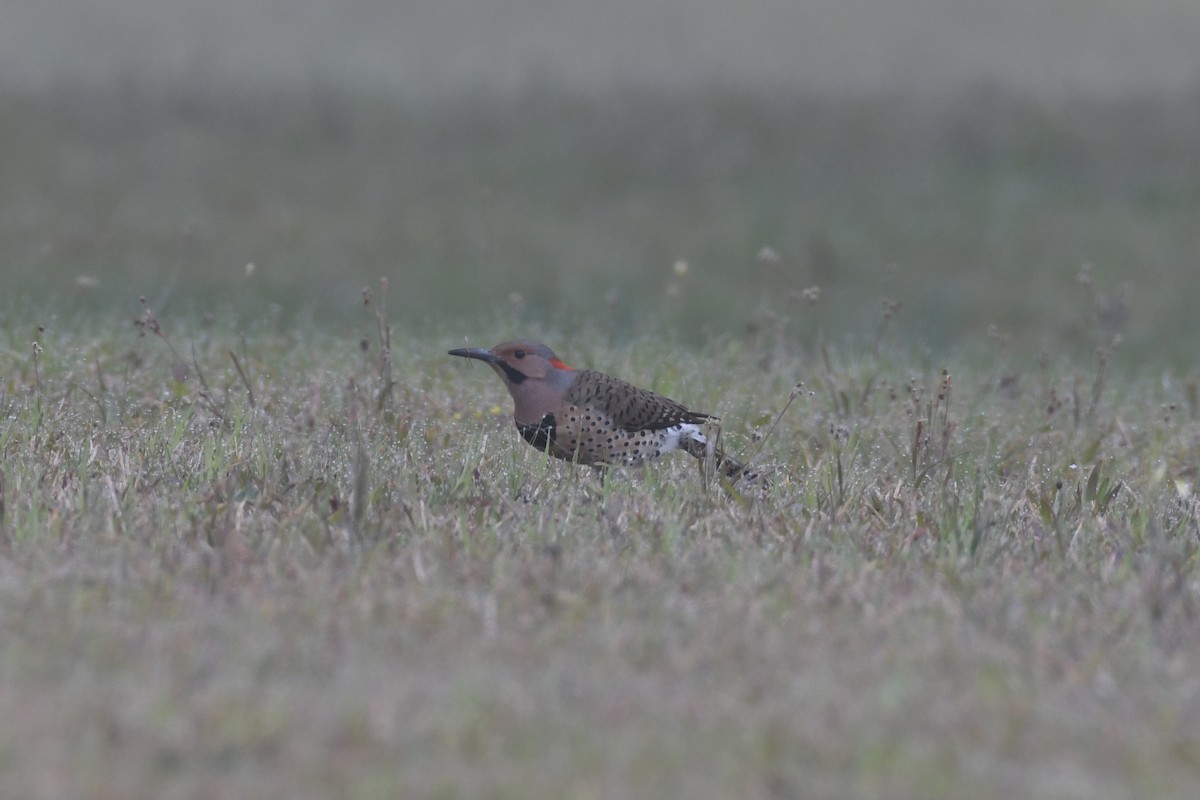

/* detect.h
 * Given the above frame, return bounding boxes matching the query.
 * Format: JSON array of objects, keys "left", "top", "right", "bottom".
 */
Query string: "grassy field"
[
  {"left": 2, "top": 286, "right": 1200, "bottom": 798},
  {"left": 2, "top": 73, "right": 1200, "bottom": 797},
  {"left": 5, "top": 85, "right": 1200, "bottom": 362},
  {"left": 5, "top": 0, "right": 1200, "bottom": 98}
]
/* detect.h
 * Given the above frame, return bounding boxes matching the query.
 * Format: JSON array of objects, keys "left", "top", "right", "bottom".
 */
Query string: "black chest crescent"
[{"left": 516, "top": 413, "right": 557, "bottom": 451}]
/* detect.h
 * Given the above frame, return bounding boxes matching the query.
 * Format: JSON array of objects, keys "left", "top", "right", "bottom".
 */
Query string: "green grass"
[
  {"left": 2, "top": 293, "right": 1199, "bottom": 798},
  {"left": 2, "top": 79, "right": 1199, "bottom": 797},
  {"left": 3, "top": 86, "right": 1199, "bottom": 363}
]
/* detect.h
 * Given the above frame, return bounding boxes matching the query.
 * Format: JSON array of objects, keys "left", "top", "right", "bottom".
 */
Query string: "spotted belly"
[{"left": 517, "top": 406, "right": 707, "bottom": 467}]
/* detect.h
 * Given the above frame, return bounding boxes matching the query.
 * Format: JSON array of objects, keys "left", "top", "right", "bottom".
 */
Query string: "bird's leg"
[{"left": 592, "top": 464, "right": 609, "bottom": 487}]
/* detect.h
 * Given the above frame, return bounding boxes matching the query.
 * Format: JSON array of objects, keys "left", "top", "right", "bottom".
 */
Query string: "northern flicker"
[{"left": 449, "top": 340, "right": 751, "bottom": 480}]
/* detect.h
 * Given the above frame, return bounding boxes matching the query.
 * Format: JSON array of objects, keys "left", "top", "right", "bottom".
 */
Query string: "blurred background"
[{"left": 3, "top": 0, "right": 1199, "bottom": 361}]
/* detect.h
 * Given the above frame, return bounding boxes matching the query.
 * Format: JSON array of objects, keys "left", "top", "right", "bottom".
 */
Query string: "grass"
[
  {"left": 1, "top": 78, "right": 1199, "bottom": 797},
  {"left": 2, "top": 284, "right": 1199, "bottom": 798},
  {"left": 3, "top": 85, "right": 1199, "bottom": 363}
]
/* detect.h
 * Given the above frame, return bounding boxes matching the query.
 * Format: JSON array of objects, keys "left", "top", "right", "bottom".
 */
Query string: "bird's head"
[{"left": 449, "top": 340, "right": 577, "bottom": 422}]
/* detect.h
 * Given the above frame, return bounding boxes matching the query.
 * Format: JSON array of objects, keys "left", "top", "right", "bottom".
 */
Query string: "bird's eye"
[{"left": 514, "top": 349, "right": 526, "bottom": 359}]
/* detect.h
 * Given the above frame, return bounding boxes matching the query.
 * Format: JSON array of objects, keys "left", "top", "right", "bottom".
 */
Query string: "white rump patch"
[{"left": 663, "top": 423, "right": 708, "bottom": 450}]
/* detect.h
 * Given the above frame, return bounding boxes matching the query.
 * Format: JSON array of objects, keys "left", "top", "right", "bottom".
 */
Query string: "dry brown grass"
[{"left": 1, "top": 291, "right": 1199, "bottom": 798}]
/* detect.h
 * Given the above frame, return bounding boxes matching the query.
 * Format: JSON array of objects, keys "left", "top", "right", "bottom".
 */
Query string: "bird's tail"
[{"left": 681, "top": 430, "right": 757, "bottom": 483}]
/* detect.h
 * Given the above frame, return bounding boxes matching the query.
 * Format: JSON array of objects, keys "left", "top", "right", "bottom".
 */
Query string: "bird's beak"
[{"left": 448, "top": 347, "right": 503, "bottom": 364}]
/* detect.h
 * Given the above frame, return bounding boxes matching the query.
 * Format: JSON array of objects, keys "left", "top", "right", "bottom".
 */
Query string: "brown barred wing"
[{"left": 565, "top": 370, "right": 713, "bottom": 432}]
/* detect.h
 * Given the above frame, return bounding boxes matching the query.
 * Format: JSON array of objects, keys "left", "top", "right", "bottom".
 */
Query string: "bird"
[{"left": 448, "top": 340, "right": 752, "bottom": 480}]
